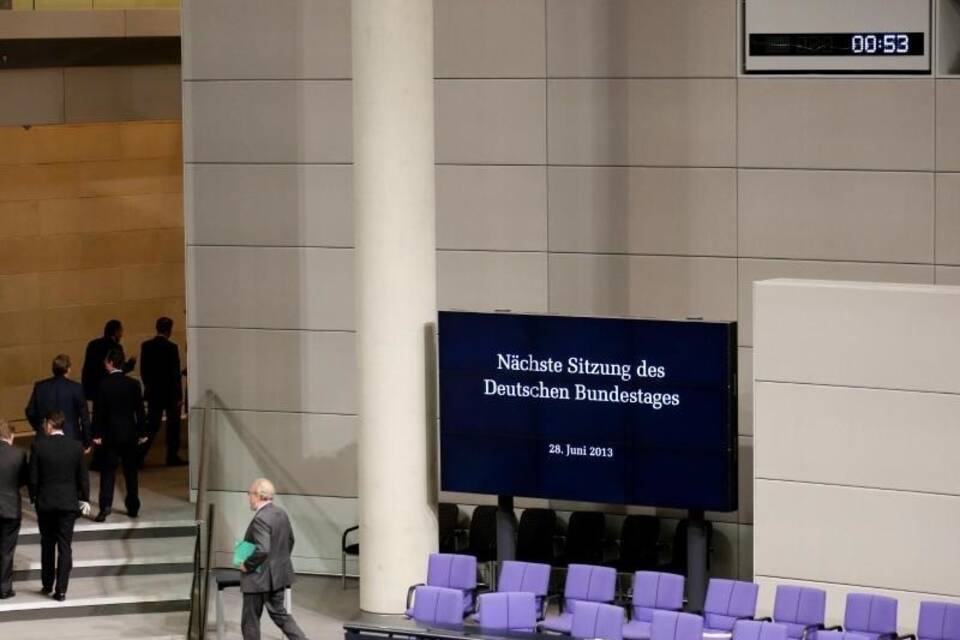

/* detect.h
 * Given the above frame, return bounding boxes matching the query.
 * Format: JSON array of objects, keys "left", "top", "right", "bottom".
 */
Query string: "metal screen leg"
[{"left": 216, "top": 588, "right": 225, "bottom": 640}]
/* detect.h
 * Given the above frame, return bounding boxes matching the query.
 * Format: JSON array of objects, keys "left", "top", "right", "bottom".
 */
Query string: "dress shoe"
[
  {"left": 0, "top": 590, "right": 14, "bottom": 599},
  {"left": 94, "top": 509, "right": 111, "bottom": 522},
  {"left": 40, "top": 586, "right": 52, "bottom": 595},
  {"left": 127, "top": 510, "right": 139, "bottom": 519},
  {"left": 53, "top": 592, "right": 66, "bottom": 602}
]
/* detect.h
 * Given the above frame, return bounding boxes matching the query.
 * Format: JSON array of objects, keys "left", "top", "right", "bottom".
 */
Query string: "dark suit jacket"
[
  {"left": 92, "top": 372, "right": 145, "bottom": 448},
  {"left": 139, "top": 336, "right": 182, "bottom": 403},
  {"left": 241, "top": 502, "right": 297, "bottom": 593},
  {"left": 81, "top": 337, "right": 135, "bottom": 401},
  {"left": 29, "top": 434, "right": 89, "bottom": 512},
  {"left": 24, "top": 376, "right": 91, "bottom": 446},
  {"left": 0, "top": 441, "right": 28, "bottom": 520}
]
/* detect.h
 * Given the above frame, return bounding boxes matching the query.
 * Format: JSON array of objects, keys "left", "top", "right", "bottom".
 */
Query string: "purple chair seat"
[
  {"left": 571, "top": 602, "right": 626, "bottom": 640},
  {"left": 649, "top": 610, "right": 704, "bottom": 640},
  {"left": 916, "top": 601, "right": 960, "bottom": 640},
  {"left": 817, "top": 632, "right": 871, "bottom": 640},
  {"left": 734, "top": 620, "right": 789, "bottom": 640},
  {"left": 478, "top": 592, "right": 538, "bottom": 633},
  {"left": 623, "top": 620, "right": 653, "bottom": 640},
  {"left": 411, "top": 585, "right": 465, "bottom": 626},
  {"left": 541, "top": 564, "right": 617, "bottom": 634},
  {"left": 838, "top": 593, "right": 897, "bottom": 640},
  {"left": 406, "top": 553, "right": 477, "bottom": 617},
  {"left": 704, "top": 579, "right": 760, "bottom": 633}
]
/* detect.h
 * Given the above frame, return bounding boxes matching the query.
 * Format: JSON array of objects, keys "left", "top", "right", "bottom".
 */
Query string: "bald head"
[{"left": 247, "top": 478, "right": 275, "bottom": 510}]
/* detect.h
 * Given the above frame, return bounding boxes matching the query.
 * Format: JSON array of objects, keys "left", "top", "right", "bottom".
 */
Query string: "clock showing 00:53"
[{"left": 852, "top": 33, "right": 910, "bottom": 54}]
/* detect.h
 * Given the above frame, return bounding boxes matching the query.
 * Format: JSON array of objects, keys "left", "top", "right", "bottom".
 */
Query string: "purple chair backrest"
[
  {"left": 571, "top": 601, "right": 626, "bottom": 640},
  {"left": 412, "top": 585, "right": 464, "bottom": 626},
  {"left": 817, "top": 632, "right": 872, "bottom": 640},
  {"left": 733, "top": 620, "right": 790, "bottom": 640},
  {"left": 498, "top": 560, "right": 551, "bottom": 597},
  {"left": 650, "top": 610, "right": 705, "bottom": 640},
  {"left": 426, "top": 553, "right": 477, "bottom": 611},
  {"left": 565, "top": 564, "right": 618, "bottom": 610},
  {"left": 844, "top": 594, "right": 898, "bottom": 639},
  {"left": 705, "top": 579, "right": 760, "bottom": 631},
  {"left": 773, "top": 585, "right": 827, "bottom": 640},
  {"left": 478, "top": 592, "right": 537, "bottom": 632},
  {"left": 632, "top": 571, "right": 685, "bottom": 623},
  {"left": 918, "top": 601, "right": 960, "bottom": 640}
]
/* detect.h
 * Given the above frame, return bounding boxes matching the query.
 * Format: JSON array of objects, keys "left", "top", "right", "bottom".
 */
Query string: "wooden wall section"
[{"left": 0, "top": 120, "right": 184, "bottom": 432}]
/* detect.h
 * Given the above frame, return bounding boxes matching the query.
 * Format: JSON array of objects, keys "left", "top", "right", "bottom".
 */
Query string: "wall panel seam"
[
  {"left": 188, "top": 325, "right": 355, "bottom": 333},
  {"left": 755, "top": 477, "right": 960, "bottom": 499},
  {"left": 755, "top": 379, "right": 960, "bottom": 397},
  {"left": 753, "top": 575, "right": 960, "bottom": 599}
]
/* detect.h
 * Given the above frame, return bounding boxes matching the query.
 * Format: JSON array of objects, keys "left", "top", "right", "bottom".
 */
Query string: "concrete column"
[{"left": 352, "top": 0, "right": 438, "bottom": 614}]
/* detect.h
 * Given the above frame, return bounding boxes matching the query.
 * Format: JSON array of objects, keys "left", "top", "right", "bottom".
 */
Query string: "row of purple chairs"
[{"left": 405, "top": 554, "right": 959, "bottom": 640}]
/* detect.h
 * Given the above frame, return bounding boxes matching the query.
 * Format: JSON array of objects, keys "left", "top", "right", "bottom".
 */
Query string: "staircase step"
[
  {"left": 18, "top": 519, "right": 197, "bottom": 544},
  {"left": 0, "top": 573, "right": 193, "bottom": 622},
  {"left": 0, "top": 610, "right": 189, "bottom": 639}
]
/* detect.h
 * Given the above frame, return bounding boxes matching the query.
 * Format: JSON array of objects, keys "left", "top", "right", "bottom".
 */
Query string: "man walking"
[
  {"left": 25, "top": 354, "right": 91, "bottom": 449},
  {"left": 139, "top": 317, "right": 185, "bottom": 466},
  {"left": 0, "top": 420, "right": 28, "bottom": 599},
  {"left": 240, "top": 478, "right": 308, "bottom": 640},
  {"left": 81, "top": 319, "right": 136, "bottom": 405},
  {"left": 92, "top": 349, "right": 147, "bottom": 522},
  {"left": 29, "top": 411, "right": 89, "bottom": 601}
]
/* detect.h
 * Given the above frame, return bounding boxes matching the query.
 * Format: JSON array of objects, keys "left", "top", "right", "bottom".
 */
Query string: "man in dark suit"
[
  {"left": 139, "top": 317, "right": 185, "bottom": 467},
  {"left": 240, "top": 478, "right": 307, "bottom": 640},
  {"left": 92, "top": 349, "right": 147, "bottom": 522},
  {"left": 81, "top": 319, "right": 136, "bottom": 405},
  {"left": 25, "top": 354, "right": 91, "bottom": 449},
  {"left": 0, "top": 419, "right": 28, "bottom": 599},
  {"left": 29, "top": 411, "right": 90, "bottom": 601}
]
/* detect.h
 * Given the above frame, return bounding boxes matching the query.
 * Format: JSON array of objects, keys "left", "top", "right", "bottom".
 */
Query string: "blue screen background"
[{"left": 438, "top": 312, "right": 738, "bottom": 511}]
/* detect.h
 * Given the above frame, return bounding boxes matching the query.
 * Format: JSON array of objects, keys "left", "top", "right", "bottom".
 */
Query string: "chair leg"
[
  {"left": 216, "top": 588, "right": 225, "bottom": 640},
  {"left": 285, "top": 587, "right": 292, "bottom": 613}
]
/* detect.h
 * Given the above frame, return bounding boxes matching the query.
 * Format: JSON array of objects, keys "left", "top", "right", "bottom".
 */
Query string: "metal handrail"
[{"left": 187, "top": 390, "right": 216, "bottom": 640}]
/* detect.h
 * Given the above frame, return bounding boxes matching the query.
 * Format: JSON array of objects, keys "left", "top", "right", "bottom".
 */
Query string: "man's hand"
[
  {"left": 83, "top": 447, "right": 92, "bottom": 455},
  {"left": 240, "top": 562, "right": 249, "bottom": 574},
  {"left": 137, "top": 436, "right": 148, "bottom": 445},
  {"left": 92, "top": 438, "right": 102, "bottom": 446}
]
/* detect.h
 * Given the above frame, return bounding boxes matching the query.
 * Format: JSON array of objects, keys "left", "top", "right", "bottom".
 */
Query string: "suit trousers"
[
  {"left": 37, "top": 509, "right": 77, "bottom": 594},
  {"left": 143, "top": 398, "right": 181, "bottom": 462},
  {"left": 0, "top": 517, "right": 20, "bottom": 594},
  {"left": 242, "top": 588, "right": 308, "bottom": 640},
  {"left": 99, "top": 444, "right": 140, "bottom": 515}
]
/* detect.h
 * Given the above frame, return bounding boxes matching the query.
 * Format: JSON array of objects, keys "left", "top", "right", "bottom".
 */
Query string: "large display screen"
[{"left": 438, "top": 312, "right": 738, "bottom": 511}]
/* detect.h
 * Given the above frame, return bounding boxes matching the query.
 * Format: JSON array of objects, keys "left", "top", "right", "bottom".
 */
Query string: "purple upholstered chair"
[
  {"left": 770, "top": 585, "right": 827, "bottom": 640},
  {"left": 497, "top": 560, "right": 552, "bottom": 618},
  {"left": 571, "top": 602, "right": 626, "bottom": 640},
  {"left": 913, "top": 601, "right": 960, "bottom": 640},
  {"left": 835, "top": 594, "right": 898, "bottom": 640},
  {"left": 648, "top": 610, "right": 704, "bottom": 640},
  {"left": 734, "top": 620, "right": 790, "bottom": 640},
  {"left": 622, "top": 572, "right": 685, "bottom": 640},
  {"left": 541, "top": 564, "right": 618, "bottom": 634},
  {"left": 816, "top": 632, "right": 871, "bottom": 640},
  {"left": 703, "top": 579, "right": 760, "bottom": 633},
  {"left": 478, "top": 592, "right": 538, "bottom": 633},
  {"left": 405, "top": 553, "right": 477, "bottom": 617},
  {"left": 411, "top": 585, "right": 466, "bottom": 626}
]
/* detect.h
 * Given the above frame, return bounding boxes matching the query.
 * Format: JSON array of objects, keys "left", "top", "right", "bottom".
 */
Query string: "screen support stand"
[
  {"left": 686, "top": 509, "right": 708, "bottom": 612},
  {"left": 496, "top": 495, "right": 517, "bottom": 587}
]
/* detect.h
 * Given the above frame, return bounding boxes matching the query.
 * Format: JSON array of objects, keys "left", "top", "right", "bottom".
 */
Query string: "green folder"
[{"left": 234, "top": 540, "right": 258, "bottom": 569}]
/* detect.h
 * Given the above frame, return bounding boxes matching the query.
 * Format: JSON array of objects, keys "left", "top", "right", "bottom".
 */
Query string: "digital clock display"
[{"left": 750, "top": 32, "right": 924, "bottom": 56}]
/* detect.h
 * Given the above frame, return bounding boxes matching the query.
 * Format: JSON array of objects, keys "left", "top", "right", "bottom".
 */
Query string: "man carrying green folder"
[{"left": 238, "top": 478, "right": 308, "bottom": 639}]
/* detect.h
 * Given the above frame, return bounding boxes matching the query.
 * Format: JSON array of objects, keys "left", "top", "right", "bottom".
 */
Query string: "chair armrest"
[
  {"left": 406, "top": 583, "right": 424, "bottom": 612},
  {"left": 801, "top": 623, "right": 825, "bottom": 640},
  {"left": 823, "top": 626, "right": 843, "bottom": 632},
  {"left": 341, "top": 525, "right": 359, "bottom": 551},
  {"left": 544, "top": 593, "right": 562, "bottom": 614},
  {"left": 757, "top": 617, "right": 773, "bottom": 623},
  {"left": 895, "top": 635, "right": 917, "bottom": 640}
]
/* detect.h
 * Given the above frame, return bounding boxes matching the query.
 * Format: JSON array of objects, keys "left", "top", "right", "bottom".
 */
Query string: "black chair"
[
  {"left": 659, "top": 518, "right": 713, "bottom": 576},
  {"left": 438, "top": 502, "right": 465, "bottom": 553},
  {"left": 515, "top": 508, "right": 559, "bottom": 566},
  {"left": 467, "top": 505, "right": 498, "bottom": 564},
  {"left": 608, "top": 515, "right": 660, "bottom": 573},
  {"left": 341, "top": 525, "right": 359, "bottom": 589},
  {"left": 556, "top": 511, "right": 606, "bottom": 566}
]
